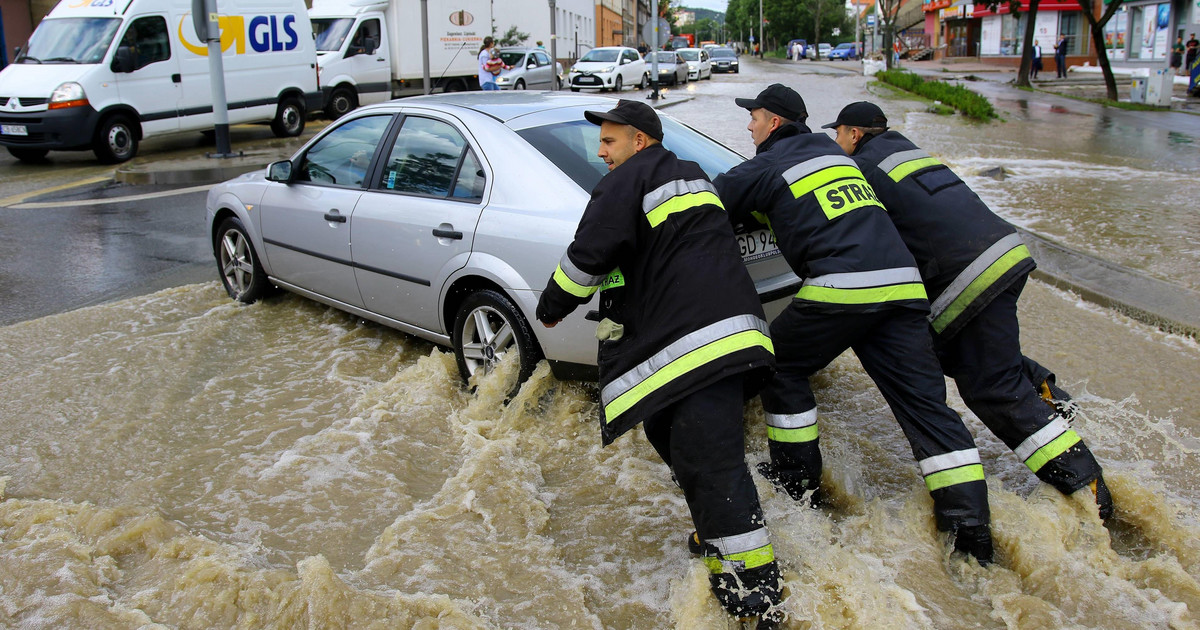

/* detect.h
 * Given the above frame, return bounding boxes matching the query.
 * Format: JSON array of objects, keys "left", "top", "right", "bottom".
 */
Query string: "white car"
[
  {"left": 677, "top": 48, "right": 712, "bottom": 81},
  {"left": 568, "top": 46, "right": 648, "bottom": 93}
]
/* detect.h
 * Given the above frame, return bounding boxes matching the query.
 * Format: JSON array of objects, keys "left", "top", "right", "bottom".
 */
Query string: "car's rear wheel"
[
  {"left": 640, "top": 73, "right": 648, "bottom": 89},
  {"left": 215, "top": 217, "right": 272, "bottom": 303},
  {"left": 452, "top": 289, "right": 542, "bottom": 394},
  {"left": 270, "top": 97, "right": 305, "bottom": 138}
]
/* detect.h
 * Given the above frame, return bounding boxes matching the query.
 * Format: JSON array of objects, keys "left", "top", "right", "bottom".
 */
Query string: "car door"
[
  {"left": 531, "top": 50, "right": 553, "bottom": 88},
  {"left": 350, "top": 114, "right": 487, "bottom": 332},
  {"left": 345, "top": 18, "right": 390, "bottom": 106},
  {"left": 622, "top": 48, "right": 642, "bottom": 86},
  {"left": 258, "top": 113, "right": 395, "bottom": 308},
  {"left": 113, "top": 15, "right": 181, "bottom": 135}
]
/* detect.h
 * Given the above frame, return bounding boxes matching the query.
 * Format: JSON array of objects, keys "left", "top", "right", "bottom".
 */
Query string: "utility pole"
[
  {"left": 758, "top": 0, "right": 763, "bottom": 56},
  {"left": 192, "top": 0, "right": 236, "bottom": 158},
  {"left": 421, "top": 0, "right": 431, "bottom": 94},
  {"left": 549, "top": 0, "right": 558, "bottom": 90}
]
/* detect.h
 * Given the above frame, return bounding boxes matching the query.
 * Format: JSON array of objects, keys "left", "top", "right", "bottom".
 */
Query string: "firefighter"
[
  {"left": 823, "top": 101, "right": 1113, "bottom": 519},
  {"left": 713, "top": 84, "right": 995, "bottom": 564},
  {"left": 535, "top": 100, "right": 784, "bottom": 627}
]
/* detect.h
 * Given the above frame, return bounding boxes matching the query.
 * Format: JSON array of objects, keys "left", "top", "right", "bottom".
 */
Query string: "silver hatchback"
[{"left": 206, "top": 92, "right": 798, "bottom": 386}]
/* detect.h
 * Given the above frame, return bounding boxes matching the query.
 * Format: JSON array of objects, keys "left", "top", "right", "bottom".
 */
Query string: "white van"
[{"left": 0, "top": 0, "right": 320, "bottom": 163}]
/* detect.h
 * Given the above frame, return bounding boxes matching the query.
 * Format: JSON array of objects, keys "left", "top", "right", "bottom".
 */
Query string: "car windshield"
[
  {"left": 312, "top": 18, "right": 354, "bottom": 52},
  {"left": 579, "top": 49, "right": 620, "bottom": 63},
  {"left": 499, "top": 51, "right": 526, "bottom": 66},
  {"left": 678, "top": 50, "right": 699, "bottom": 61},
  {"left": 835, "top": 43, "right": 854, "bottom": 49},
  {"left": 517, "top": 116, "right": 744, "bottom": 194},
  {"left": 19, "top": 17, "right": 120, "bottom": 64},
  {"left": 711, "top": 48, "right": 736, "bottom": 58},
  {"left": 653, "top": 52, "right": 676, "bottom": 63}
]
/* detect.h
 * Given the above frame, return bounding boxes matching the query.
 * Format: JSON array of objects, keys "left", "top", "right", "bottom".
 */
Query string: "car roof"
[{"left": 369, "top": 91, "right": 618, "bottom": 124}]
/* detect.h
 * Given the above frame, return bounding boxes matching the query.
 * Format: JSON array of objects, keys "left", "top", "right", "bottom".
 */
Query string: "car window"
[
  {"left": 534, "top": 51, "right": 551, "bottom": 66},
  {"left": 499, "top": 50, "right": 525, "bottom": 66},
  {"left": 297, "top": 114, "right": 392, "bottom": 187},
  {"left": 121, "top": 16, "right": 170, "bottom": 70},
  {"left": 452, "top": 149, "right": 485, "bottom": 200},
  {"left": 579, "top": 49, "right": 618, "bottom": 62},
  {"left": 350, "top": 19, "right": 381, "bottom": 54},
  {"left": 377, "top": 116, "right": 478, "bottom": 199},
  {"left": 623, "top": 50, "right": 638, "bottom": 63}
]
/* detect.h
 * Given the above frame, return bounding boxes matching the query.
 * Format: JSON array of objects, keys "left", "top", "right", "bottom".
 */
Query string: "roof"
[{"left": 385, "top": 91, "right": 617, "bottom": 124}]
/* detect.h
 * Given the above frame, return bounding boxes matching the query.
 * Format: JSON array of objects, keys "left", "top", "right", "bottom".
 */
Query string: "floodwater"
[{"left": 3, "top": 62, "right": 1200, "bottom": 629}]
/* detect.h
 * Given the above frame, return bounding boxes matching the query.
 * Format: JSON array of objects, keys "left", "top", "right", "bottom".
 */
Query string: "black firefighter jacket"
[
  {"left": 537, "top": 143, "right": 775, "bottom": 445},
  {"left": 853, "top": 131, "right": 1036, "bottom": 339},
  {"left": 713, "top": 122, "right": 928, "bottom": 315}
]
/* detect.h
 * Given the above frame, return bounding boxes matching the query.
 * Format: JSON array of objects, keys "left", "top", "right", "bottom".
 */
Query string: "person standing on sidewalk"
[
  {"left": 536, "top": 100, "right": 785, "bottom": 627},
  {"left": 1054, "top": 34, "right": 1069, "bottom": 78},
  {"left": 824, "top": 101, "right": 1113, "bottom": 521},
  {"left": 1031, "top": 40, "right": 1043, "bottom": 79},
  {"left": 478, "top": 36, "right": 500, "bottom": 91},
  {"left": 1173, "top": 36, "right": 1186, "bottom": 75},
  {"left": 713, "top": 84, "right": 996, "bottom": 565}
]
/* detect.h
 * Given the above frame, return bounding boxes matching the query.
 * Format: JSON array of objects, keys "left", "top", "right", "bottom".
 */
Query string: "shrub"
[{"left": 875, "top": 70, "right": 997, "bottom": 121}]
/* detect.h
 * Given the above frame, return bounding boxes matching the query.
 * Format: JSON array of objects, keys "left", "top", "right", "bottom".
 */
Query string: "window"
[
  {"left": 533, "top": 51, "right": 551, "bottom": 66},
  {"left": 350, "top": 19, "right": 381, "bottom": 55},
  {"left": 22, "top": 17, "right": 120, "bottom": 64},
  {"left": 297, "top": 115, "right": 392, "bottom": 187},
  {"left": 312, "top": 17, "right": 354, "bottom": 52},
  {"left": 376, "top": 116, "right": 482, "bottom": 200},
  {"left": 121, "top": 16, "right": 170, "bottom": 70},
  {"left": 623, "top": 49, "right": 639, "bottom": 63}
]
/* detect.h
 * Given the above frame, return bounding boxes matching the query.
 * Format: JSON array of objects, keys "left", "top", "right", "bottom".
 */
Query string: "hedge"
[{"left": 875, "top": 70, "right": 997, "bottom": 121}]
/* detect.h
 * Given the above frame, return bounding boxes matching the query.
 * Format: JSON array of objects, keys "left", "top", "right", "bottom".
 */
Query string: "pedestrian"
[
  {"left": 478, "top": 36, "right": 501, "bottom": 91},
  {"left": 1031, "top": 39, "right": 1043, "bottom": 79},
  {"left": 1187, "top": 34, "right": 1199, "bottom": 73},
  {"left": 536, "top": 40, "right": 545, "bottom": 50},
  {"left": 1172, "top": 36, "right": 1185, "bottom": 75},
  {"left": 823, "top": 101, "right": 1113, "bottom": 521},
  {"left": 535, "top": 100, "right": 785, "bottom": 628},
  {"left": 1054, "top": 34, "right": 1068, "bottom": 78},
  {"left": 792, "top": 41, "right": 803, "bottom": 62},
  {"left": 712, "top": 84, "right": 995, "bottom": 565}
]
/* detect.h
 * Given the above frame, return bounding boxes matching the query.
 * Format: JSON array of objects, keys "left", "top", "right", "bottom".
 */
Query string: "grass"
[{"left": 875, "top": 69, "right": 998, "bottom": 121}]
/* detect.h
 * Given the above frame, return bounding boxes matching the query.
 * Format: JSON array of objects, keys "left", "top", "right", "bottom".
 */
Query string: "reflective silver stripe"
[
  {"left": 918, "top": 448, "right": 982, "bottom": 476},
  {"left": 929, "top": 233, "right": 1026, "bottom": 321},
  {"left": 642, "top": 178, "right": 718, "bottom": 215},
  {"left": 802, "top": 267, "right": 922, "bottom": 289},
  {"left": 765, "top": 409, "right": 817, "bottom": 429},
  {"left": 708, "top": 527, "right": 771, "bottom": 556},
  {"left": 876, "top": 148, "right": 931, "bottom": 175},
  {"left": 557, "top": 252, "right": 608, "bottom": 289},
  {"left": 600, "top": 314, "right": 770, "bottom": 406},
  {"left": 1015, "top": 416, "right": 1070, "bottom": 462},
  {"left": 781, "top": 154, "right": 858, "bottom": 186}
]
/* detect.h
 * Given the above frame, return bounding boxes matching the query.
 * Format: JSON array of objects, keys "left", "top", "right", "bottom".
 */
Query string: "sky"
[{"left": 683, "top": 1, "right": 729, "bottom": 13}]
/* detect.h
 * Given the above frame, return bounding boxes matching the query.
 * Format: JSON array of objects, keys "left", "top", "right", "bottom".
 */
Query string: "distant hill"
[{"left": 684, "top": 7, "right": 725, "bottom": 24}]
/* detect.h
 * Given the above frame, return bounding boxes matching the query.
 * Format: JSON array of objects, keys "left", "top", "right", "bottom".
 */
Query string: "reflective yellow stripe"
[
  {"left": 600, "top": 268, "right": 625, "bottom": 291},
  {"left": 701, "top": 544, "right": 776, "bottom": 573},
  {"left": 767, "top": 424, "right": 819, "bottom": 444},
  {"left": 1024, "top": 430, "right": 1081, "bottom": 473},
  {"left": 787, "top": 164, "right": 862, "bottom": 198},
  {"left": 604, "top": 330, "right": 773, "bottom": 422},
  {"left": 645, "top": 191, "right": 724, "bottom": 228},
  {"left": 553, "top": 265, "right": 599, "bottom": 298},
  {"left": 924, "top": 464, "right": 986, "bottom": 492},
  {"left": 888, "top": 156, "right": 943, "bottom": 182},
  {"left": 931, "top": 245, "right": 1031, "bottom": 334},
  {"left": 796, "top": 282, "right": 927, "bottom": 305}
]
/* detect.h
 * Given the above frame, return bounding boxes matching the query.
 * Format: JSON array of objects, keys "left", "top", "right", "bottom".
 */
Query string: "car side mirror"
[
  {"left": 364, "top": 36, "right": 379, "bottom": 54},
  {"left": 620, "top": 57, "right": 629, "bottom": 65},
  {"left": 527, "top": 59, "right": 537, "bottom": 68},
  {"left": 266, "top": 160, "right": 293, "bottom": 183},
  {"left": 112, "top": 46, "right": 136, "bottom": 73}
]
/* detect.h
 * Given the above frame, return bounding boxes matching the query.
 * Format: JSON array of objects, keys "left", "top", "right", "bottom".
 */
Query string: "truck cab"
[{"left": 310, "top": 1, "right": 392, "bottom": 118}]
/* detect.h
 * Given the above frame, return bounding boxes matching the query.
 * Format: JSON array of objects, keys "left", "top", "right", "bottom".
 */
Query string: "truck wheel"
[
  {"left": 7, "top": 147, "right": 49, "bottom": 162},
  {"left": 270, "top": 97, "right": 305, "bottom": 138},
  {"left": 442, "top": 79, "right": 468, "bottom": 92},
  {"left": 93, "top": 114, "right": 138, "bottom": 163},
  {"left": 324, "top": 87, "right": 356, "bottom": 119}
]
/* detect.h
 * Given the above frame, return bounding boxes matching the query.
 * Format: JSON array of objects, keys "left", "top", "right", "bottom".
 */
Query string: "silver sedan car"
[{"left": 206, "top": 92, "right": 798, "bottom": 387}]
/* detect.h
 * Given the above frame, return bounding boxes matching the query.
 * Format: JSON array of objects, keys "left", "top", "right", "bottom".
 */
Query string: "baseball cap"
[
  {"left": 584, "top": 99, "right": 664, "bottom": 142},
  {"left": 821, "top": 101, "right": 889, "bottom": 129},
  {"left": 734, "top": 83, "right": 807, "bottom": 122}
]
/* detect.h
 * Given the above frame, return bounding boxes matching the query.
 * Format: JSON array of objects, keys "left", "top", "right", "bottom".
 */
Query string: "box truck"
[
  {"left": 0, "top": 0, "right": 319, "bottom": 163},
  {"left": 309, "top": 0, "right": 490, "bottom": 118}
]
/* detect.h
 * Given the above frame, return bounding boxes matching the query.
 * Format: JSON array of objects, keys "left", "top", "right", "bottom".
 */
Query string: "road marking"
[
  {"left": 0, "top": 174, "right": 114, "bottom": 208},
  {"left": 7, "top": 184, "right": 214, "bottom": 209}
]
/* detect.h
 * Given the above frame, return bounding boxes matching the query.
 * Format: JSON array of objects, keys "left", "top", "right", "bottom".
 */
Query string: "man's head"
[
  {"left": 734, "top": 83, "right": 807, "bottom": 146},
  {"left": 584, "top": 99, "right": 663, "bottom": 170},
  {"left": 822, "top": 101, "right": 888, "bottom": 155}
]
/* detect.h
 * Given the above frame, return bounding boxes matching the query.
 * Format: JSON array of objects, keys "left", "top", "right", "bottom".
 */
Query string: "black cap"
[
  {"left": 584, "top": 99, "right": 663, "bottom": 141},
  {"left": 822, "top": 101, "right": 888, "bottom": 129},
  {"left": 734, "top": 83, "right": 807, "bottom": 122}
]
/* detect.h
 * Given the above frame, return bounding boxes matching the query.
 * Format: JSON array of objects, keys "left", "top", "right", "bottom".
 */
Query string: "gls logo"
[
  {"left": 177, "top": 13, "right": 299, "bottom": 56},
  {"left": 68, "top": 0, "right": 115, "bottom": 7}
]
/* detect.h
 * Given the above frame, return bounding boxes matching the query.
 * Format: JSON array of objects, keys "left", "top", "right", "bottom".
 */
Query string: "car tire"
[
  {"left": 640, "top": 73, "right": 649, "bottom": 90},
  {"left": 270, "top": 97, "right": 305, "bottom": 138},
  {"left": 452, "top": 289, "right": 543, "bottom": 395},
  {"left": 555, "top": 77, "right": 563, "bottom": 90},
  {"left": 215, "top": 217, "right": 273, "bottom": 303},
  {"left": 92, "top": 113, "right": 138, "bottom": 164},
  {"left": 614, "top": 75, "right": 623, "bottom": 92},
  {"left": 7, "top": 147, "right": 49, "bottom": 162},
  {"left": 324, "top": 86, "right": 357, "bottom": 119}
]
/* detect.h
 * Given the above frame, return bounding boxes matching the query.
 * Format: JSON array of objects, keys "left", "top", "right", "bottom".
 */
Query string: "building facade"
[{"left": 597, "top": 0, "right": 623, "bottom": 47}]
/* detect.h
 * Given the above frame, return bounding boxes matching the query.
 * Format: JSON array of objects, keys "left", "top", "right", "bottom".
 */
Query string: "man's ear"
[{"left": 633, "top": 131, "right": 648, "bottom": 151}]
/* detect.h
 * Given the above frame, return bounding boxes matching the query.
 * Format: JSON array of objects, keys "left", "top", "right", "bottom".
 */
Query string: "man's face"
[
  {"left": 747, "top": 108, "right": 778, "bottom": 147},
  {"left": 597, "top": 121, "right": 639, "bottom": 171},
  {"left": 833, "top": 125, "right": 859, "bottom": 155}
]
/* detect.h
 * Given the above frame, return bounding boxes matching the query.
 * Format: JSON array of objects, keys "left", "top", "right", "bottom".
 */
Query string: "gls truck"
[
  {"left": 0, "top": 0, "right": 320, "bottom": 163},
  {"left": 310, "top": 0, "right": 487, "bottom": 118}
]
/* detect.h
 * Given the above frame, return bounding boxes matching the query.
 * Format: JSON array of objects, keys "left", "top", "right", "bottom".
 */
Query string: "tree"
[
  {"left": 976, "top": 0, "right": 1038, "bottom": 87},
  {"left": 497, "top": 25, "right": 529, "bottom": 47},
  {"left": 876, "top": 0, "right": 903, "bottom": 68},
  {"left": 1076, "top": 0, "right": 1125, "bottom": 100}
]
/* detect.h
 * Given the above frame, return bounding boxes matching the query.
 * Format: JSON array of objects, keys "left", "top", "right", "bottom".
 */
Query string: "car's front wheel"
[
  {"left": 514, "top": 79, "right": 526, "bottom": 90},
  {"left": 614, "top": 75, "right": 623, "bottom": 92},
  {"left": 93, "top": 114, "right": 138, "bottom": 163},
  {"left": 452, "top": 289, "right": 542, "bottom": 393},
  {"left": 215, "top": 217, "right": 272, "bottom": 303}
]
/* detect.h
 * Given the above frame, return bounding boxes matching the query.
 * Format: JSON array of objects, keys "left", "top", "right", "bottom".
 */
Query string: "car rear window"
[{"left": 516, "top": 117, "right": 745, "bottom": 194}]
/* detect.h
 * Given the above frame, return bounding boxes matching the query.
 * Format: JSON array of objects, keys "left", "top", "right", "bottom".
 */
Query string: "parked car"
[
  {"left": 568, "top": 46, "right": 648, "bottom": 92},
  {"left": 786, "top": 38, "right": 808, "bottom": 60},
  {"left": 807, "top": 43, "right": 833, "bottom": 60},
  {"left": 709, "top": 47, "right": 739, "bottom": 73},
  {"left": 827, "top": 42, "right": 860, "bottom": 60},
  {"left": 494, "top": 47, "right": 563, "bottom": 90},
  {"left": 205, "top": 92, "right": 799, "bottom": 389},
  {"left": 676, "top": 47, "right": 712, "bottom": 80},
  {"left": 648, "top": 51, "right": 689, "bottom": 86}
]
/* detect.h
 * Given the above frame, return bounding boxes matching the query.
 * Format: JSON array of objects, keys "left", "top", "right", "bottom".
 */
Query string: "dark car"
[{"left": 709, "top": 47, "right": 739, "bottom": 73}]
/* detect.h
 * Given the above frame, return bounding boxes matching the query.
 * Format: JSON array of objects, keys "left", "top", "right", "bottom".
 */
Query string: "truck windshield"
[
  {"left": 578, "top": 49, "right": 619, "bottom": 63},
  {"left": 19, "top": 17, "right": 120, "bottom": 64},
  {"left": 312, "top": 18, "right": 355, "bottom": 52}
]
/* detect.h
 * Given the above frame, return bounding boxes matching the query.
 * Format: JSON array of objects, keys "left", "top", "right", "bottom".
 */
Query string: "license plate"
[
  {"left": 738, "top": 229, "right": 778, "bottom": 262},
  {"left": 1, "top": 124, "right": 28, "bottom": 136},
  {"left": 579, "top": 76, "right": 599, "bottom": 84}
]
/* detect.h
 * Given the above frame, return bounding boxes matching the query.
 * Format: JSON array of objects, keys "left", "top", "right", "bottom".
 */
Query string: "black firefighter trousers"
[
  {"left": 761, "top": 304, "right": 990, "bottom": 531},
  {"left": 934, "top": 275, "right": 1102, "bottom": 494}
]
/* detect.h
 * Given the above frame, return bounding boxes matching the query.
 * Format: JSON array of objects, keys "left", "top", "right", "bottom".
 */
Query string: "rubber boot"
[
  {"left": 952, "top": 523, "right": 994, "bottom": 566},
  {"left": 710, "top": 561, "right": 782, "bottom": 621},
  {"left": 757, "top": 461, "right": 823, "bottom": 506},
  {"left": 1090, "top": 474, "right": 1115, "bottom": 521},
  {"left": 1037, "top": 378, "right": 1078, "bottom": 422}
]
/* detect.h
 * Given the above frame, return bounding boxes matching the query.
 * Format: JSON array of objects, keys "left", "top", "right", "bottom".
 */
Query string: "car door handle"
[
  {"left": 432, "top": 228, "right": 463, "bottom": 240},
  {"left": 324, "top": 211, "right": 347, "bottom": 223}
]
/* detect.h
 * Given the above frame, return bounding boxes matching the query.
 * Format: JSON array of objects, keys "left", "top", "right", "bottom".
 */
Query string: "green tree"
[{"left": 496, "top": 25, "right": 529, "bottom": 47}]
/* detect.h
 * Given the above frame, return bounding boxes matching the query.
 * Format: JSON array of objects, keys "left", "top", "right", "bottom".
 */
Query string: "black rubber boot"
[
  {"left": 1091, "top": 474, "right": 1115, "bottom": 521},
  {"left": 952, "top": 523, "right": 994, "bottom": 566},
  {"left": 1037, "top": 377, "right": 1078, "bottom": 422},
  {"left": 711, "top": 561, "right": 782, "bottom": 620},
  {"left": 757, "top": 461, "right": 823, "bottom": 505}
]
